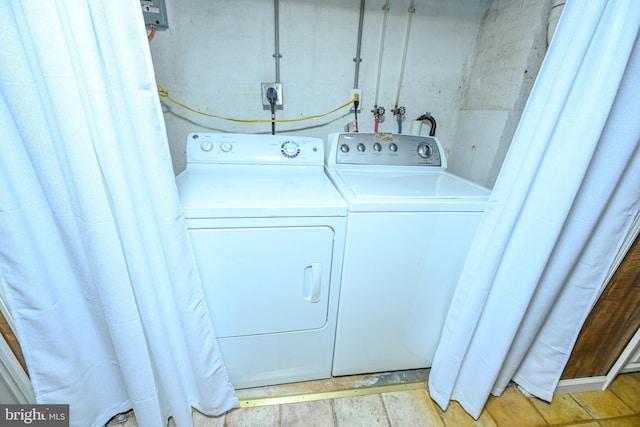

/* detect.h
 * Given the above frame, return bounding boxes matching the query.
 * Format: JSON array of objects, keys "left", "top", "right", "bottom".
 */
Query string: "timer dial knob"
[
  {"left": 200, "top": 141, "right": 213, "bottom": 152},
  {"left": 417, "top": 143, "right": 433, "bottom": 158},
  {"left": 282, "top": 141, "right": 298, "bottom": 155},
  {"left": 281, "top": 141, "right": 301, "bottom": 158},
  {"left": 220, "top": 141, "right": 233, "bottom": 152}
]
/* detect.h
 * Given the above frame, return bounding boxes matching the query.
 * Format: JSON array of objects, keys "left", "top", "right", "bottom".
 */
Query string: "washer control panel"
[
  {"left": 187, "top": 133, "right": 324, "bottom": 165},
  {"left": 330, "top": 133, "right": 445, "bottom": 168}
]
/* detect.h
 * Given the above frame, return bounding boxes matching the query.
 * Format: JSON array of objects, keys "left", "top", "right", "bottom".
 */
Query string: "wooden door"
[{"left": 562, "top": 233, "right": 640, "bottom": 378}]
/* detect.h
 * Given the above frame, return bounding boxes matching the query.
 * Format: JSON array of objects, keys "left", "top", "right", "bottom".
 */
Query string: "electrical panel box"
[{"left": 141, "top": 0, "right": 169, "bottom": 29}]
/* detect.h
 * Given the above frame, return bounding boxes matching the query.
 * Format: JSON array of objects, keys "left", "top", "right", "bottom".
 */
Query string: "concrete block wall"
[{"left": 447, "top": 0, "right": 553, "bottom": 187}]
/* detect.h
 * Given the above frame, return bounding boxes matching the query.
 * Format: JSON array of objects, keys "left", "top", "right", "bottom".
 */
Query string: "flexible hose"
[
  {"left": 354, "top": 100, "right": 360, "bottom": 132},
  {"left": 147, "top": 25, "right": 156, "bottom": 41},
  {"left": 158, "top": 85, "right": 358, "bottom": 124},
  {"left": 270, "top": 104, "right": 276, "bottom": 135},
  {"left": 416, "top": 112, "right": 437, "bottom": 136}
]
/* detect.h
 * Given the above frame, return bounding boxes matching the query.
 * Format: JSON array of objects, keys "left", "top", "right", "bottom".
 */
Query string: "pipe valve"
[
  {"left": 372, "top": 106, "right": 386, "bottom": 122},
  {"left": 391, "top": 105, "right": 406, "bottom": 122}
]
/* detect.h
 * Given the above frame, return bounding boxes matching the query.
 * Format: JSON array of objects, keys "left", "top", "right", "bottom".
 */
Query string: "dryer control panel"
[
  {"left": 187, "top": 133, "right": 325, "bottom": 166},
  {"left": 327, "top": 133, "right": 446, "bottom": 169}
]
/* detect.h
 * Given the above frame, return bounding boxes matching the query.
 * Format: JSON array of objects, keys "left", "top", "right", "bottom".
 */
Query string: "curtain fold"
[
  {"left": 429, "top": 0, "right": 640, "bottom": 419},
  {"left": 0, "top": 1, "right": 238, "bottom": 426}
]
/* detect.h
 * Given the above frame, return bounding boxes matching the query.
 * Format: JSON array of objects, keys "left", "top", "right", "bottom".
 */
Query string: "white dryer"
[
  {"left": 325, "top": 132, "right": 490, "bottom": 376},
  {"left": 176, "top": 133, "right": 347, "bottom": 389}
]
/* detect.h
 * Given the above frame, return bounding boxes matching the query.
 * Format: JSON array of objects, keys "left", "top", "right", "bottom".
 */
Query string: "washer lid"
[
  {"left": 176, "top": 165, "right": 347, "bottom": 218},
  {"left": 336, "top": 169, "right": 489, "bottom": 197},
  {"left": 328, "top": 168, "right": 490, "bottom": 212}
]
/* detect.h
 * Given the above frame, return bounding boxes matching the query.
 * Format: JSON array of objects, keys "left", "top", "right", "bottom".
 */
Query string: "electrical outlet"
[
  {"left": 350, "top": 89, "right": 362, "bottom": 112},
  {"left": 262, "top": 83, "right": 283, "bottom": 107}
]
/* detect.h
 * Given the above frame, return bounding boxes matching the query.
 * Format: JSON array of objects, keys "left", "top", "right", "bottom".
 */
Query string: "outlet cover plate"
[{"left": 262, "top": 83, "right": 283, "bottom": 107}]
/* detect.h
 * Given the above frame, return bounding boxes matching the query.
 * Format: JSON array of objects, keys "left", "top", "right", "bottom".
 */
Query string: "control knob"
[
  {"left": 357, "top": 143, "right": 366, "bottom": 152},
  {"left": 417, "top": 143, "right": 433, "bottom": 158},
  {"left": 220, "top": 141, "right": 233, "bottom": 152},
  {"left": 340, "top": 144, "right": 350, "bottom": 153},
  {"left": 281, "top": 140, "right": 301, "bottom": 158},
  {"left": 373, "top": 142, "right": 382, "bottom": 152},
  {"left": 389, "top": 143, "right": 398, "bottom": 152},
  {"left": 200, "top": 141, "right": 213, "bottom": 152},
  {"left": 282, "top": 141, "right": 298, "bottom": 155}
]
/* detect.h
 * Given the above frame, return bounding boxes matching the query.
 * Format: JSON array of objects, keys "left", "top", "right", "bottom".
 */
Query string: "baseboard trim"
[
  {"left": 554, "top": 376, "right": 608, "bottom": 395},
  {"left": 621, "top": 363, "right": 640, "bottom": 374},
  {"left": 0, "top": 334, "right": 34, "bottom": 403}
]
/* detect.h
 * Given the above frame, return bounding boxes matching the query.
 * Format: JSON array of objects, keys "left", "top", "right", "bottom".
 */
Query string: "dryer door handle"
[{"left": 303, "top": 263, "right": 322, "bottom": 303}]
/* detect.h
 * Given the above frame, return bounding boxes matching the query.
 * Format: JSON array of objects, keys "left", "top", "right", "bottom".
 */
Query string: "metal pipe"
[
  {"left": 374, "top": 1, "right": 390, "bottom": 107},
  {"left": 395, "top": 1, "right": 415, "bottom": 105},
  {"left": 273, "top": 0, "right": 282, "bottom": 83},
  {"left": 353, "top": 0, "right": 366, "bottom": 89}
]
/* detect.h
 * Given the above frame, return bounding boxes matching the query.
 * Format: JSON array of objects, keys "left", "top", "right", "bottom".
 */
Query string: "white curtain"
[
  {"left": 429, "top": 0, "right": 640, "bottom": 419},
  {"left": 0, "top": 2, "right": 238, "bottom": 426}
]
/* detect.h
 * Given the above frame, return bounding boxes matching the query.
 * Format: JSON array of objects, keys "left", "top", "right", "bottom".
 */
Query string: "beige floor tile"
[
  {"left": 599, "top": 415, "right": 640, "bottom": 427},
  {"left": 106, "top": 409, "right": 227, "bottom": 427},
  {"left": 106, "top": 411, "right": 137, "bottom": 427},
  {"left": 561, "top": 422, "right": 600, "bottom": 427},
  {"left": 224, "top": 404, "right": 280, "bottom": 427},
  {"left": 333, "top": 394, "right": 391, "bottom": 427},
  {"left": 608, "top": 372, "right": 640, "bottom": 413},
  {"left": 436, "top": 400, "right": 498, "bottom": 427},
  {"left": 485, "top": 387, "right": 547, "bottom": 427},
  {"left": 529, "top": 394, "right": 593, "bottom": 425},
  {"left": 381, "top": 389, "right": 444, "bottom": 427},
  {"left": 106, "top": 370, "right": 640, "bottom": 426},
  {"left": 280, "top": 400, "right": 336, "bottom": 427},
  {"left": 571, "top": 389, "right": 635, "bottom": 420},
  {"left": 192, "top": 410, "right": 225, "bottom": 427},
  {"left": 474, "top": 409, "right": 500, "bottom": 427}
]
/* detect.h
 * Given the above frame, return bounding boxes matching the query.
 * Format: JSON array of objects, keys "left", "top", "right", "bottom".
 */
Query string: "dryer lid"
[{"left": 177, "top": 165, "right": 347, "bottom": 218}]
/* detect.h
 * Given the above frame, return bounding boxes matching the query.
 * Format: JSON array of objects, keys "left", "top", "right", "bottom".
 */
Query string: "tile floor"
[{"left": 108, "top": 371, "right": 640, "bottom": 427}]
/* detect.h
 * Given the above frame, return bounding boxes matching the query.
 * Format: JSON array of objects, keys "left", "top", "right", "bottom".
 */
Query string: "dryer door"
[{"left": 189, "top": 226, "right": 334, "bottom": 338}]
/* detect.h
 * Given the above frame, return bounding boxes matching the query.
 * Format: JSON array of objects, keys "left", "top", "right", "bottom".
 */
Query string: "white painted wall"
[
  {"left": 149, "top": 0, "right": 488, "bottom": 174},
  {"left": 148, "top": 0, "right": 552, "bottom": 183}
]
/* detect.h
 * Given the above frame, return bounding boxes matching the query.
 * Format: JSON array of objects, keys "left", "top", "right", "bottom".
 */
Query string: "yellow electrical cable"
[{"left": 157, "top": 85, "right": 358, "bottom": 123}]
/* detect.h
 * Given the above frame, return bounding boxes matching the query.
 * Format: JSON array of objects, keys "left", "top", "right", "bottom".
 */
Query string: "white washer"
[
  {"left": 176, "top": 133, "right": 347, "bottom": 389},
  {"left": 325, "top": 132, "right": 490, "bottom": 376}
]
